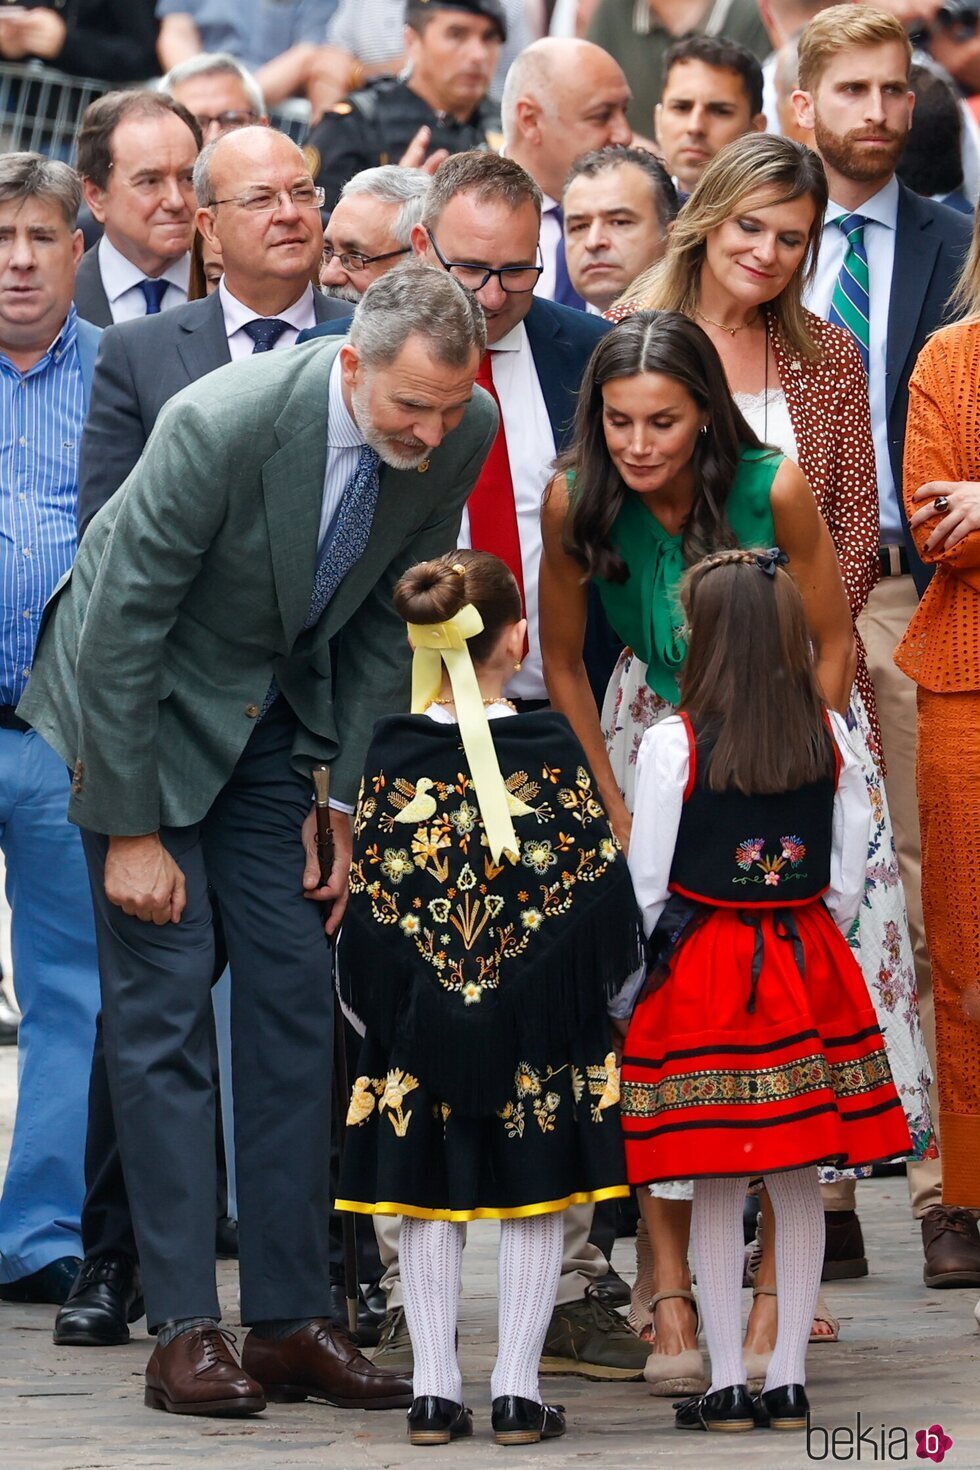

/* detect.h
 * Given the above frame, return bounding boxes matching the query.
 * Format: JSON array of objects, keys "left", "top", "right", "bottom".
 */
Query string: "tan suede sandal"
[
  {"left": 629, "top": 1217, "right": 655, "bottom": 1340},
  {"left": 642, "top": 1290, "right": 708, "bottom": 1397}
]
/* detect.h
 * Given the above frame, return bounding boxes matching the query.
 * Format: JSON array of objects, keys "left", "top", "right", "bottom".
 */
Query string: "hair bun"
[{"left": 393, "top": 555, "right": 470, "bottom": 626}]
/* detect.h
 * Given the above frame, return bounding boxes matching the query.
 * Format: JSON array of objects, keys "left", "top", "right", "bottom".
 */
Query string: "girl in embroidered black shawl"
[
  {"left": 617, "top": 550, "right": 910, "bottom": 1433},
  {"left": 336, "top": 550, "right": 641, "bottom": 1447}
]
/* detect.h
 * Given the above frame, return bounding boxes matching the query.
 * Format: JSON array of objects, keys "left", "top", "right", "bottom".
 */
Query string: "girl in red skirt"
[{"left": 616, "top": 548, "right": 911, "bottom": 1434}]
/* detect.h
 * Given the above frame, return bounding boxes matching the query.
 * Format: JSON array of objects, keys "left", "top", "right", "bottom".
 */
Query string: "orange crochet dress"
[{"left": 896, "top": 319, "right": 980, "bottom": 1207}]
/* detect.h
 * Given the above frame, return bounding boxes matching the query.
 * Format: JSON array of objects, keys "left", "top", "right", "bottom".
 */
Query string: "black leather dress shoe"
[
  {"left": 491, "top": 1395, "right": 566, "bottom": 1445},
  {"left": 328, "top": 1281, "right": 384, "bottom": 1347},
  {"left": 674, "top": 1384, "right": 755, "bottom": 1432},
  {"left": 753, "top": 1382, "right": 810, "bottom": 1430},
  {"left": 0, "top": 1256, "right": 81, "bottom": 1306},
  {"left": 407, "top": 1395, "right": 474, "bottom": 1445},
  {"left": 53, "top": 1253, "right": 144, "bottom": 1346},
  {"left": 590, "top": 1268, "right": 631, "bottom": 1310},
  {"left": 362, "top": 1279, "right": 386, "bottom": 1317}
]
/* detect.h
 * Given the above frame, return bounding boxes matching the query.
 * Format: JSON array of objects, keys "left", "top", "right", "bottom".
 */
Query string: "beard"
[
  {"left": 323, "top": 281, "right": 361, "bottom": 304},
  {"left": 813, "top": 116, "right": 907, "bottom": 183},
  {"left": 350, "top": 380, "right": 429, "bottom": 470}
]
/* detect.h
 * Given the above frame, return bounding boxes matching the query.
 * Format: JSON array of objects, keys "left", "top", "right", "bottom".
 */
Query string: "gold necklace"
[
  {"left": 427, "top": 696, "right": 519, "bottom": 713},
  {"left": 695, "top": 307, "right": 759, "bottom": 337}
]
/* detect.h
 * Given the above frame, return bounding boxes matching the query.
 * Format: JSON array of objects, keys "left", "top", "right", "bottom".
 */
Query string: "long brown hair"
[
  {"left": 620, "top": 134, "right": 828, "bottom": 363},
  {"left": 679, "top": 549, "right": 834, "bottom": 794},
  {"left": 560, "top": 310, "right": 765, "bottom": 583},
  {"left": 393, "top": 550, "right": 522, "bottom": 665}
]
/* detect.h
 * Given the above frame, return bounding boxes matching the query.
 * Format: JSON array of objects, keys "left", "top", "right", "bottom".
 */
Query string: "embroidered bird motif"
[
  {"left": 393, "top": 778, "right": 438, "bottom": 823},
  {"left": 589, "top": 1052, "right": 621, "bottom": 1121}
]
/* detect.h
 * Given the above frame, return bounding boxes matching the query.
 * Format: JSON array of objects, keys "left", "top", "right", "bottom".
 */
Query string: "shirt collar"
[
  {"left": 488, "top": 318, "right": 528, "bottom": 354},
  {"left": 218, "top": 278, "right": 316, "bottom": 336},
  {"left": 98, "top": 232, "right": 190, "bottom": 301},
  {"left": 327, "top": 349, "right": 366, "bottom": 449},
  {"left": 825, "top": 174, "right": 900, "bottom": 230}
]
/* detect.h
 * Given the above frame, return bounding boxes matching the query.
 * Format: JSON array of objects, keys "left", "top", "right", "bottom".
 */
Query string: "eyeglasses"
[
  {"left": 210, "top": 184, "right": 326, "bottom": 213},
  {"left": 194, "top": 109, "right": 260, "bottom": 133},
  {"left": 427, "top": 228, "right": 543, "bottom": 293},
  {"left": 321, "top": 244, "right": 410, "bottom": 272}
]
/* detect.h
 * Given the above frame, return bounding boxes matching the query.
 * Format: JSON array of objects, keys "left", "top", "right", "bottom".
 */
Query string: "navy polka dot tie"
[{"left": 242, "top": 318, "right": 292, "bottom": 353}]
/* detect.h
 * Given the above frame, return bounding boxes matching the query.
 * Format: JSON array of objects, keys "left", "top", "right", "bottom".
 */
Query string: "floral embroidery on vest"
[{"left": 733, "top": 835, "right": 809, "bottom": 890}]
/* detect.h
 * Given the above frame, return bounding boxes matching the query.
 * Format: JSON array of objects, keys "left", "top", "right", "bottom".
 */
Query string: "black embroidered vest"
[{"left": 668, "top": 714, "right": 839, "bottom": 910}]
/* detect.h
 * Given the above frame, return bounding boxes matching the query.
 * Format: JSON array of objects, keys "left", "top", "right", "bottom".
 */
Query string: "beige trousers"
[
  {"left": 856, "top": 573, "right": 941, "bottom": 1217},
  {"left": 374, "top": 1202, "right": 607, "bottom": 1309}
]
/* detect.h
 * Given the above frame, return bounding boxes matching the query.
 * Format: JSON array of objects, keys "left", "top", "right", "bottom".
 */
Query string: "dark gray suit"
[{"left": 78, "top": 288, "right": 349, "bottom": 533}]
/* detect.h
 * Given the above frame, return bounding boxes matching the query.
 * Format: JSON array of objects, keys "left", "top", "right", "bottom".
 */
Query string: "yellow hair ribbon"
[{"left": 407, "top": 606, "right": 518, "bottom": 862}]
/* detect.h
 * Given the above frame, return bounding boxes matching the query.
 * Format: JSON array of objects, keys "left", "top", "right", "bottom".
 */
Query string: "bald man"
[{"left": 501, "top": 38, "right": 632, "bottom": 307}]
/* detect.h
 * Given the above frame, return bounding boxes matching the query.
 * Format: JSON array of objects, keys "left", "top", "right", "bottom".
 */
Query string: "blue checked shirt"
[{"left": 0, "top": 306, "right": 85, "bottom": 706}]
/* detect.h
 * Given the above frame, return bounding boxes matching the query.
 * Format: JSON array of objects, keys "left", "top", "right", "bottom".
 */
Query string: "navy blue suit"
[
  {"left": 885, "top": 185, "right": 972, "bottom": 594},
  {"left": 299, "top": 296, "right": 622, "bottom": 697}
]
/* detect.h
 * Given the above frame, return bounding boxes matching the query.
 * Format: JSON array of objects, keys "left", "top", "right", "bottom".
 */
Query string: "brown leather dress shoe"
[
  {"left": 922, "top": 1204, "right": 980, "bottom": 1287},
  {"left": 145, "top": 1327, "right": 266, "bottom": 1416},
  {"left": 242, "top": 1319, "right": 413, "bottom": 1409},
  {"left": 821, "top": 1210, "right": 868, "bottom": 1281}
]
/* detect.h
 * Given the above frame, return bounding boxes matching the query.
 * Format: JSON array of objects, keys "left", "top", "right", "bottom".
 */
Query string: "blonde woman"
[
  {"left": 898, "top": 213, "right": 980, "bottom": 1261},
  {"left": 600, "top": 133, "right": 933, "bottom": 1386}
]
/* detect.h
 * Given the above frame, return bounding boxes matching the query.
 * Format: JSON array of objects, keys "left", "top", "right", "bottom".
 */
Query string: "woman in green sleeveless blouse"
[{"left": 539, "top": 311, "right": 855, "bottom": 1398}]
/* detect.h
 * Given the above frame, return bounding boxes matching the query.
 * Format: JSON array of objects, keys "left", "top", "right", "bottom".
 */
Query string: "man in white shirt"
[
  {"left": 794, "top": 1, "right": 974, "bottom": 1288},
  {"left": 500, "top": 38, "right": 633, "bottom": 309},
  {"left": 562, "top": 144, "right": 678, "bottom": 312},
  {"left": 73, "top": 91, "right": 202, "bottom": 328}
]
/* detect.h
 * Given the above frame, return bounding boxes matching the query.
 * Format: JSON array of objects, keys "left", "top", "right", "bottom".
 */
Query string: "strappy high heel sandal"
[
  {"left": 642, "top": 1290, "right": 708, "bottom": 1397},
  {"left": 628, "top": 1216, "right": 655, "bottom": 1340}
]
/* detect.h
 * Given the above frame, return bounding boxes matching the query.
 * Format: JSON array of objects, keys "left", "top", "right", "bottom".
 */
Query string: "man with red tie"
[{"left": 412, "top": 149, "right": 614, "bottom": 710}]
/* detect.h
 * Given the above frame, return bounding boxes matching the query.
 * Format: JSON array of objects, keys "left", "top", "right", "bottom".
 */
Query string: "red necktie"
[{"left": 468, "top": 352, "right": 529, "bottom": 656}]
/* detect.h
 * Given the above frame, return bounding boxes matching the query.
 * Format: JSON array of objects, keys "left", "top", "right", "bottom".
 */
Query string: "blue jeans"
[{"left": 0, "top": 728, "right": 99, "bottom": 1281}]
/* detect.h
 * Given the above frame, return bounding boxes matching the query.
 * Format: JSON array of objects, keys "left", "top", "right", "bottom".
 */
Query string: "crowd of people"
[{"left": 0, "top": 0, "right": 979, "bottom": 1448}]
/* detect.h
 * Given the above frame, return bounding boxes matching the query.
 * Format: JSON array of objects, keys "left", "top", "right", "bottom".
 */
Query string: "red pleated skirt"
[{"left": 620, "top": 899, "right": 912, "bottom": 1185}]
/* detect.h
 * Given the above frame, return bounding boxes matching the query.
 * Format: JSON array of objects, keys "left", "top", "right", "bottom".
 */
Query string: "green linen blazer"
[{"left": 19, "top": 337, "right": 498, "bottom": 834}]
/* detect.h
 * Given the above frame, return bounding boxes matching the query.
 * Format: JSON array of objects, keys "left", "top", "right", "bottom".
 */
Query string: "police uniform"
[{"left": 304, "top": 0, "right": 506, "bottom": 212}]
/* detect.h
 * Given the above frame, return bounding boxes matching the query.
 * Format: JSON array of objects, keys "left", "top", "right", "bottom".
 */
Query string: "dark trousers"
[{"left": 80, "top": 701, "right": 334, "bottom": 1330}]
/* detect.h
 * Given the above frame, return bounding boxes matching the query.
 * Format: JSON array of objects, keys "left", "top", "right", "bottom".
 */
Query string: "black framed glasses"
[
  {"left": 427, "top": 228, "right": 543, "bottom": 293},
  {"left": 321, "top": 244, "right": 411, "bottom": 272}
]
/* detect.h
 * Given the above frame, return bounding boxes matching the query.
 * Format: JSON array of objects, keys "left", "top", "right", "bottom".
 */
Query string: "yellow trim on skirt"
[{"left": 334, "top": 1185, "right": 630, "bottom": 1223}]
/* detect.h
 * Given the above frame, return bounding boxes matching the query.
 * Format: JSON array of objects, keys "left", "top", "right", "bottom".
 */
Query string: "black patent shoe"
[
  {"left": 53, "top": 1253, "right": 144, "bottom": 1346},
  {"left": 491, "top": 1395, "right": 566, "bottom": 1445},
  {"left": 407, "top": 1396, "right": 473, "bottom": 1445},
  {"left": 674, "top": 1384, "right": 756, "bottom": 1432},
  {"left": 753, "top": 1382, "right": 810, "bottom": 1430}
]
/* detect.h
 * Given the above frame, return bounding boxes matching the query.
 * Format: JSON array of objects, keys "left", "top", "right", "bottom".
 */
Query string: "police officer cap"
[{"left": 409, "top": 0, "right": 507, "bottom": 42}]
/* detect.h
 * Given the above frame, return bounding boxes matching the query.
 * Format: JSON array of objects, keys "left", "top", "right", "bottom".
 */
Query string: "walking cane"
[{"left": 313, "top": 764, "right": 359, "bottom": 1339}]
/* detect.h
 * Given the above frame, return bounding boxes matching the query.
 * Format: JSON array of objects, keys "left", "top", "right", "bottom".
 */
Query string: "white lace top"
[{"left": 732, "top": 386, "right": 799, "bottom": 463}]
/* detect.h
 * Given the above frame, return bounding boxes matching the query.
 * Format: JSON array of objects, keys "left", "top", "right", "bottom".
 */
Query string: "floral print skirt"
[
  {"left": 335, "top": 1020, "right": 630, "bottom": 1221},
  {"left": 603, "top": 650, "right": 936, "bottom": 1200}
]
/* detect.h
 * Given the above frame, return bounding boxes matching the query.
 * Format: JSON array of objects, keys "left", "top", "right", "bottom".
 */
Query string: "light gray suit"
[{"left": 20, "top": 338, "right": 496, "bottom": 1327}]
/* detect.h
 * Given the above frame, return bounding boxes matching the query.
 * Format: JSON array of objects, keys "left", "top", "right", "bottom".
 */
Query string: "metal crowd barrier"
[{"left": 0, "top": 60, "right": 312, "bottom": 163}]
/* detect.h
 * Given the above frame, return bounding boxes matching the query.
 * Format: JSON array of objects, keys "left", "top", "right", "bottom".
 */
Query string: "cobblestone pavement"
[{"left": 1, "top": 1048, "right": 979, "bottom": 1470}]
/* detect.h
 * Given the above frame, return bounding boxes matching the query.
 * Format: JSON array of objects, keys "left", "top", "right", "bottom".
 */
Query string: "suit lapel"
[
  {"left": 74, "top": 249, "right": 113, "bottom": 329},
  {"left": 886, "top": 185, "right": 941, "bottom": 419},
  {"left": 524, "top": 300, "right": 579, "bottom": 452},
  {"left": 263, "top": 343, "right": 339, "bottom": 645},
  {"left": 176, "top": 292, "right": 232, "bottom": 383}
]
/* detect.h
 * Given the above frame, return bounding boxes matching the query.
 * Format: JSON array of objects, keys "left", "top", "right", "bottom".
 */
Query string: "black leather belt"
[
  {"left": 879, "top": 545, "right": 910, "bottom": 577},
  {"left": 0, "top": 705, "right": 29, "bottom": 733}
]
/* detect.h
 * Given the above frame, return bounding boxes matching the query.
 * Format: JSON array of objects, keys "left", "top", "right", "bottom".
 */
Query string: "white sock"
[
  {"left": 763, "top": 1168, "right": 824, "bottom": 1392},
  {"left": 399, "top": 1216, "right": 464, "bottom": 1403},
  {"left": 691, "top": 1175, "right": 750, "bottom": 1393},
  {"left": 490, "top": 1212, "right": 564, "bottom": 1403}
]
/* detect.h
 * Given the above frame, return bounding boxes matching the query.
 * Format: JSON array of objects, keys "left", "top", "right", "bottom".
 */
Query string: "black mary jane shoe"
[
  {"left": 674, "top": 1384, "right": 756, "bottom": 1433},
  {"left": 52, "top": 1253, "right": 144, "bottom": 1346},
  {"left": 491, "top": 1395, "right": 566, "bottom": 1446},
  {"left": 407, "top": 1396, "right": 474, "bottom": 1446},
  {"left": 752, "top": 1382, "right": 810, "bottom": 1430}
]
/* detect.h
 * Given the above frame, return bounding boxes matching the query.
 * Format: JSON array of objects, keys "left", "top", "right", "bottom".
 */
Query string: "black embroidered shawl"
[{"left": 338, "top": 711, "right": 643, "bottom": 1116}]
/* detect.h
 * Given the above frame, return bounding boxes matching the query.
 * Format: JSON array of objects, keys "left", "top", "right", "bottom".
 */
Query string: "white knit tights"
[
  {"left": 491, "top": 1212, "right": 564, "bottom": 1403},
  {"left": 691, "top": 1168, "right": 824, "bottom": 1394},
  {"left": 400, "top": 1216, "right": 465, "bottom": 1403}
]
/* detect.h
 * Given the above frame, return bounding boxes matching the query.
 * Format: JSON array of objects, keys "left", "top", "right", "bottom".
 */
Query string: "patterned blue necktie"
[
  {"left": 138, "top": 278, "right": 169, "bottom": 315},
  {"left": 242, "top": 318, "right": 291, "bottom": 353},
  {"left": 305, "top": 443, "right": 382, "bottom": 628},
  {"left": 548, "top": 205, "right": 586, "bottom": 312},
  {"left": 827, "top": 214, "right": 870, "bottom": 373}
]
